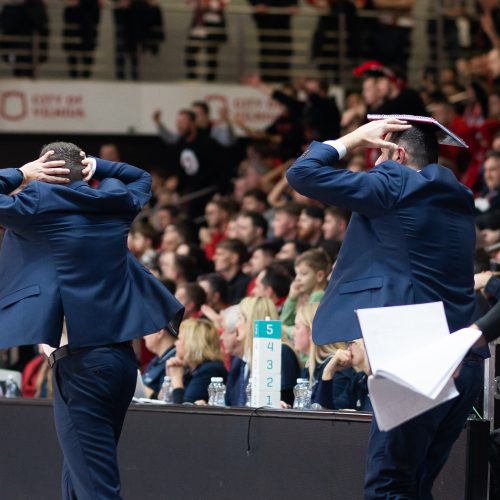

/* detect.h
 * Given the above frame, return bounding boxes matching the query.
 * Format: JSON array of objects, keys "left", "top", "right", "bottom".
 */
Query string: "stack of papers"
[{"left": 356, "top": 302, "right": 481, "bottom": 431}]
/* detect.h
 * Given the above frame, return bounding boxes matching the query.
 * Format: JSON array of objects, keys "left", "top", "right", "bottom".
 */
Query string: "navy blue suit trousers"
[
  {"left": 364, "top": 357, "right": 484, "bottom": 500},
  {"left": 52, "top": 345, "right": 137, "bottom": 500}
]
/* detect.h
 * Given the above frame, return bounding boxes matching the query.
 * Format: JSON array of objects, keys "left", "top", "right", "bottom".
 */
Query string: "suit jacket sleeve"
[
  {"left": 475, "top": 300, "right": 500, "bottom": 343},
  {"left": 92, "top": 158, "right": 152, "bottom": 210},
  {"left": 0, "top": 168, "right": 23, "bottom": 194},
  {"left": 286, "top": 142, "right": 404, "bottom": 217},
  {"left": 0, "top": 168, "right": 39, "bottom": 225}
]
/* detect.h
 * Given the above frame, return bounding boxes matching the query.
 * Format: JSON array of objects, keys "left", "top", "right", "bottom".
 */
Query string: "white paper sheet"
[
  {"left": 356, "top": 302, "right": 482, "bottom": 431},
  {"left": 367, "top": 376, "right": 459, "bottom": 432}
]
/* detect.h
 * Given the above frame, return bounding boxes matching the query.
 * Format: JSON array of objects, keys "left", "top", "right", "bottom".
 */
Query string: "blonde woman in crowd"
[
  {"left": 292, "top": 303, "right": 346, "bottom": 405},
  {"left": 167, "top": 319, "right": 227, "bottom": 404},
  {"left": 316, "top": 339, "right": 372, "bottom": 412},
  {"left": 229, "top": 297, "right": 300, "bottom": 406}
]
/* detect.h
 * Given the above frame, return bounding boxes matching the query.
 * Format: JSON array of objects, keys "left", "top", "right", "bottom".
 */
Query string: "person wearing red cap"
[
  {"left": 353, "top": 60, "right": 428, "bottom": 117},
  {"left": 286, "top": 116, "right": 485, "bottom": 499}
]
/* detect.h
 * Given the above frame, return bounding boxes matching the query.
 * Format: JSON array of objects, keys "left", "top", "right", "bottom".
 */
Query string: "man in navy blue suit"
[
  {"left": 0, "top": 142, "right": 183, "bottom": 499},
  {"left": 286, "top": 118, "right": 484, "bottom": 499}
]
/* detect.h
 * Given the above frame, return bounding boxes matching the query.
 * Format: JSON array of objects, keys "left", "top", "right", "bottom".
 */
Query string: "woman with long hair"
[
  {"left": 293, "top": 303, "right": 345, "bottom": 404},
  {"left": 167, "top": 318, "right": 227, "bottom": 403}
]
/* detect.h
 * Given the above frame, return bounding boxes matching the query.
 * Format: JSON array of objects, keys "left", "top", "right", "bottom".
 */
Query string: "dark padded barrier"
[{"left": 0, "top": 399, "right": 489, "bottom": 500}]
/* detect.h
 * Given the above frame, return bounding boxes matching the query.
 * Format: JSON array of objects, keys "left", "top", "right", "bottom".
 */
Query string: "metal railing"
[{"left": 0, "top": 1, "right": 487, "bottom": 89}]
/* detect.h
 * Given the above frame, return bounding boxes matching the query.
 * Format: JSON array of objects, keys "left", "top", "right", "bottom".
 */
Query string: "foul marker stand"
[{"left": 251, "top": 320, "right": 282, "bottom": 408}]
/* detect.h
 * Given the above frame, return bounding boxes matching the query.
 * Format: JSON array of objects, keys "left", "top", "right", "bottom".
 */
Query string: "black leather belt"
[{"left": 47, "top": 342, "right": 131, "bottom": 368}]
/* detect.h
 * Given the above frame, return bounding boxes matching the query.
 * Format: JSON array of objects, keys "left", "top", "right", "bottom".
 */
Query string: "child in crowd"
[{"left": 280, "top": 248, "right": 331, "bottom": 340}]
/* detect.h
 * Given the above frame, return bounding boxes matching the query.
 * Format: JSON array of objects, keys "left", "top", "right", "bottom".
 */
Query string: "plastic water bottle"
[
  {"left": 4, "top": 375, "right": 18, "bottom": 398},
  {"left": 305, "top": 381, "right": 312, "bottom": 409},
  {"left": 245, "top": 380, "right": 252, "bottom": 407},
  {"left": 208, "top": 377, "right": 218, "bottom": 406},
  {"left": 214, "top": 377, "right": 226, "bottom": 407},
  {"left": 158, "top": 375, "right": 173, "bottom": 403},
  {"left": 293, "top": 378, "right": 310, "bottom": 410}
]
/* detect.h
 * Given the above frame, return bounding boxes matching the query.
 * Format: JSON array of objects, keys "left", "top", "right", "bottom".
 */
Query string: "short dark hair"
[
  {"left": 217, "top": 239, "right": 249, "bottom": 265},
  {"left": 160, "top": 277, "right": 176, "bottom": 294},
  {"left": 248, "top": 140, "right": 275, "bottom": 159},
  {"left": 157, "top": 204, "right": 180, "bottom": 218},
  {"left": 325, "top": 206, "right": 351, "bottom": 224},
  {"left": 178, "top": 109, "right": 196, "bottom": 122},
  {"left": 317, "top": 78, "right": 329, "bottom": 94},
  {"left": 253, "top": 242, "right": 279, "bottom": 258},
  {"left": 390, "top": 125, "right": 439, "bottom": 169},
  {"left": 197, "top": 272, "right": 229, "bottom": 304},
  {"left": 191, "top": 101, "right": 210, "bottom": 116},
  {"left": 175, "top": 254, "right": 197, "bottom": 282},
  {"left": 181, "top": 283, "right": 207, "bottom": 310},
  {"left": 40, "top": 142, "right": 83, "bottom": 182},
  {"left": 173, "top": 220, "right": 198, "bottom": 245},
  {"left": 274, "top": 203, "right": 302, "bottom": 218},
  {"left": 243, "top": 188, "right": 268, "bottom": 207},
  {"left": 485, "top": 150, "right": 500, "bottom": 162},
  {"left": 130, "top": 222, "right": 161, "bottom": 247},
  {"left": 210, "top": 196, "right": 240, "bottom": 215},
  {"left": 239, "top": 210, "right": 268, "bottom": 236},
  {"left": 261, "top": 263, "right": 292, "bottom": 299}
]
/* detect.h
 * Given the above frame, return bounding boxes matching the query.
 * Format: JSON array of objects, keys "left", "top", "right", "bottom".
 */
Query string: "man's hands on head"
[
  {"left": 338, "top": 118, "right": 411, "bottom": 153},
  {"left": 80, "top": 151, "right": 96, "bottom": 182},
  {"left": 19, "top": 150, "right": 69, "bottom": 186}
]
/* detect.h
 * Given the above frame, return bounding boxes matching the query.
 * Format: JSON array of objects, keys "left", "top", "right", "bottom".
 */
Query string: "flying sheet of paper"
[
  {"left": 367, "top": 376, "right": 459, "bottom": 432},
  {"left": 356, "top": 302, "right": 482, "bottom": 431}
]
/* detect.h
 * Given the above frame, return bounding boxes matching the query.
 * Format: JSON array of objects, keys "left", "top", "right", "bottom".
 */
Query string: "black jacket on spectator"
[
  {"left": 227, "top": 271, "right": 252, "bottom": 305},
  {"left": 315, "top": 368, "right": 372, "bottom": 411},
  {"left": 172, "top": 360, "right": 227, "bottom": 404}
]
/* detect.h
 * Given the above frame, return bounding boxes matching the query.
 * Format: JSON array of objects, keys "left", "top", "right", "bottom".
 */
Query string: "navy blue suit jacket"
[
  {"left": 0, "top": 159, "right": 184, "bottom": 349},
  {"left": 287, "top": 142, "right": 477, "bottom": 343}
]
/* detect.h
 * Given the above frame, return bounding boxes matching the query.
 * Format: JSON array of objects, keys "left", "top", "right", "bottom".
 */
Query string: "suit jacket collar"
[{"left": 67, "top": 180, "right": 88, "bottom": 191}]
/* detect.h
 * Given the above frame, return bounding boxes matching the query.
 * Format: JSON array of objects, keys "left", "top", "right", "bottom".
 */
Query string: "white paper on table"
[{"left": 356, "top": 302, "right": 482, "bottom": 431}]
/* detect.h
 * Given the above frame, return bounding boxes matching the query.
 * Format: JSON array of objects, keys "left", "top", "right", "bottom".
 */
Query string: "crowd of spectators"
[
  {"left": 2, "top": 44, "right": 500, "bottom": 410},
  {"left": 2, "top": 1, "right": 500, "bottom": 418}
]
